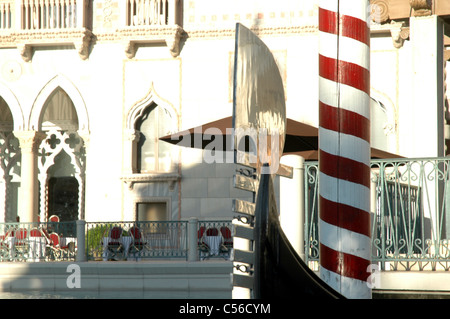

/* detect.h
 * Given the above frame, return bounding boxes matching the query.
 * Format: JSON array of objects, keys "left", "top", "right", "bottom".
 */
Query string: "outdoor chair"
[
  {"left": 128, "top": 226, "right": 149, "bottom": 254},
  {"left": 48, "top": 215, "right": 60, "bottom": 222},
  {"left": 202, "top": 227, "right": 222, "bottom": 257},
  {"left": 47, "top": 232, "right": 76, "bottom": 260},
  {"left": 105, "top": 226, "right": 124, "bottom": 259},
  {"left": 198, "top": 226, "right": 209, "bottom": 253},
  {"left": 220, "top": 226, "right": 233, "bottom": 253},
  {"left": 206, "top": 227, "right": 219, "bottom": 236},
  {"left": 47, "top": 215, "right": 60, "bottom": 233},
  {"left": 0, "top": 228, "right": 14, "bottom": 259},
  {"left": 14, "top": 228, "right": 29, "bottom": 259}
]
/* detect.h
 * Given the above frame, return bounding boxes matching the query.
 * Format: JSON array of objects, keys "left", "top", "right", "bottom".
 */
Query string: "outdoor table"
[
  {"left": 201, "top": 235, "right": 223, "bottom": 259},
  {"left": 102, "top": 236, "right": 132, "bottom": 261}
]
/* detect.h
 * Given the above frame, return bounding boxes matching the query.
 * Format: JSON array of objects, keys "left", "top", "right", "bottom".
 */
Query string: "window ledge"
[{"left": 121, "top": 173, "right": 181, "bottom": 190}]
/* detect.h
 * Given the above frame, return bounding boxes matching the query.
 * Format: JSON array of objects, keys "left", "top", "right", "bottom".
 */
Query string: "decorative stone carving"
[
  {"left": 120, "top": 25, "right": 185, "bottom": 59},
  {"left": 410, "top": 0, "right": 432, "bottom": 16},
  {"left": 17, "top": 44, "right": 32, "bottom": 63},
  {"left": 124, "top": 41, "right": 136, "bottom": 59},
  {"left": 14, "top": 130, "right": 47, "bottom": 154},
  {"left": 125, "top": 129, "right": 141, "bottom": 143},
  {"left": 74, "top": 30, "right": 93, "bottom": 60},
  {"left": 370, "top": 0, "right": 390, "bottom": 24},
  {"left": 165, "top": 25, "right": 184, "bottom": 57},
  {"left": 2, "top": 61, "right": 22, "bottom": 81},
  {"left": 37, "top": 129, "right": 87, "bottom": 222},
  {"left": 390, "top": 22, "right": 410, "bottom": 48},
  {"left": 14, "top": 29, "right": 93, "bottom": 62}
]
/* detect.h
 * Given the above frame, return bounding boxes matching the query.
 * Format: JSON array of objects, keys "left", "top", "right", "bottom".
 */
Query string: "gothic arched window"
[{"left": 135, "top": 103, "right": 174, "bottom": 173}]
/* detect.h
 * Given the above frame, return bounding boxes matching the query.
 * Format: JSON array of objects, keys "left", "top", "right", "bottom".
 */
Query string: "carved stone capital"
[
  {"left": 390, "top": 22, "right": 410, "bottom": 48},
  {"left": 124, "top": 41, "right": 136, "bottom": 59},
  {"left": 77, "top": 129, "right": 91, "bottom": 151},
  {"left": 165, "top": 25, "right": 183, "bottom": 57},
  {"left": 410, "top": 0, "right": 432, "bottom": 17},
  {"left": 13, "top": 130, "right": 47, "bottom": 154},
  {"left": 17, "top": 44, "right": 32, "bottom": 62},
  {"left": 74, "top": 30, "right": 93, "bottom": 60}
]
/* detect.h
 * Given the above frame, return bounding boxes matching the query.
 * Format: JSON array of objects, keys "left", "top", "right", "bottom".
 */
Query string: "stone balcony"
[{"left": 0, "top": 0, "right": 184, "bottom": 61}]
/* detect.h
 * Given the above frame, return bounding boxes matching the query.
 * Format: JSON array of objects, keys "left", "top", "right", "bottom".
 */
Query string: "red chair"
[
  {"left": 206, "top": 227, "right": 219, "bottom": 236},
  {"left": 47, "top": 232, "right": 76, "bottom": 260},
  {"left": 220, "top": 226, "right": 233, "bottom": 254},
  {"left": 0, "top": 228, "right": 14, "bottom": 258},
  {"left": 30, "top": 228, "right": 42, "bottom": 237},
  {"left": 49, "top": 215, "right": 60, "bottom": 222},
  {"left": 106, "top": 226, "right": 124, "bottom": 258},
  {"left": 128, "top": 226, "right": 147, "bottom": 253}
]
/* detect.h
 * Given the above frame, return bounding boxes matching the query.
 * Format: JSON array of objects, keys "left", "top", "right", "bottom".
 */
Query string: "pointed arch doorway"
[
  {"left": 0, "top": 97, "right": 21, "bottom": 222},
  {"left": 38, "top": 88, "right": 86, "bottom": 224}
]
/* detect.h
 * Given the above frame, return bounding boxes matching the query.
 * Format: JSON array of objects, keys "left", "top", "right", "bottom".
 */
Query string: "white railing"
[
  {"left": 0, "top": 0, "right": 13, "bottom": 29},
  {"left": 126, "top": 0, "right": 170, "bottom": 26},
  {"left": 21, "top": 0, "right": 83, "bottom": 30}
]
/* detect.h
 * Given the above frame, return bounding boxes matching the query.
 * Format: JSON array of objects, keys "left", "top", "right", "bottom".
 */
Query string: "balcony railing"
[
  {"left": 0, "top": 0, "right": 87, "bottom": 31},
  {"left": 0, "top": 0, "right": 183, "bottom": 59},
  {"left": 304, "top": 157, "right": 450, "bottom": 271},
  {"left": 86, "top": 221, "right": 189, "bottom": 261},
  {"left": 21, "top": 0, "right": 79, "bottom": 30},
  {"left": 0, "top": 219, "right": 232, "bottom": 262},
  {"left": 126, "top": 0, "right": 169, "bottom": 26},
  {"left": 0, "top": 221, "right": 77, "bottom": 262},
  {"left": 0, "top": 0, "right": 12, "bottom": 29}
]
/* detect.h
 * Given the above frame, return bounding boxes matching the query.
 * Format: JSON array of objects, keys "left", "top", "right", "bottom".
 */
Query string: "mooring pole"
[{"left": 318, "top": 0, "right": 372, "bottom": 299}]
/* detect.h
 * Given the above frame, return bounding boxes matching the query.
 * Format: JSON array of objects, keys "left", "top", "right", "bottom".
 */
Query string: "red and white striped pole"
[{"left": 318, "top": 0, "right": 372, "bottom": 299}]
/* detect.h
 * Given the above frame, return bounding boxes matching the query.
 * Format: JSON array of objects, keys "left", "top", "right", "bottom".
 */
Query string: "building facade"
[{"left": 0, "top": 0, "right": 449, "bottom": 226}]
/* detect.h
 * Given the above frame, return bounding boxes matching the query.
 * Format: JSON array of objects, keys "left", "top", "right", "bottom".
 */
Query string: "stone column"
[
  {"left": 14, "top": 130, "right": 46, "bottom": 223},
  {"left": 77, "top": 129, "right": 90, "bottom": 220},
  {"left": 280, "top": 155, "right": 305, "bottom": 260},
  {"left": 124, "top": 129, "right": 140, "bottom": 174},
  {"left": 409, "top": 14, "right": 445, "bottom": 157}
]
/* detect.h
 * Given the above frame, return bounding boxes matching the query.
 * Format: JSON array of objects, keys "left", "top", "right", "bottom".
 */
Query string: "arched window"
[{"left": 135, "top": 103, "right": 175, "bottom": 173}]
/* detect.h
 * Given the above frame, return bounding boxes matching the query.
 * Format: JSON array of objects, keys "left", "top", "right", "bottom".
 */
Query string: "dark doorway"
[{"left": 47, "top": 176, "right": 79, "bottom": 223}]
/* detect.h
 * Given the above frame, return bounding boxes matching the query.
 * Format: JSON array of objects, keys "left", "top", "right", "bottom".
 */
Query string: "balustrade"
[
  {"left": 0, "top": 0, "right": 13, "bottom": 29},
  {"left": 21, "top": 0, "right": 81, "bottom": 30},
  {"left": 126, "top": 0, "right": 170, "bottom": 26}
]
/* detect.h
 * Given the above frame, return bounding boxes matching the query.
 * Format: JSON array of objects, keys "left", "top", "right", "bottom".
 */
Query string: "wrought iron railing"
[
  {"left": 86, "top": 221, "right": 188, "bottom": 261},
  {"left": 198, "top": 220, "right": 233, "bottom": 260},
  {"left": 0, "top": 219, "right": 233, "bottom": 262},
  {"left": 304, "top": 157, "right": 450, "bottom": 271},
  {"left": 0, "top": 221, "right": 77, "bottom": 262}
]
